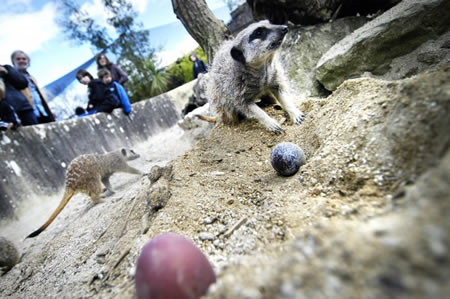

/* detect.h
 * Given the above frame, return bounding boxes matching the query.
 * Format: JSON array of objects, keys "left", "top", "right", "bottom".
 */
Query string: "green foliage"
[
  {"left": 57, "top": 0, "right": 164, "bottom": 102},
  {"left": 166, "top": 47, "right": 208, "bottom": 90},
  {"left": 125, "top": 59, "right": 169, "bottom": 102}
]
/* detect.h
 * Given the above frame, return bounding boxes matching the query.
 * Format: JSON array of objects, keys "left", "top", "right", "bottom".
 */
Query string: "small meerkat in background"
[
  {"left": 0, "top": 236, "right": 20, "bottom": 273},
  {"left": 201, "top": 20, "right": 305, "bottom": 133},
  {"left": 26, "top": 148, "right": 142, "bottom": 238}
]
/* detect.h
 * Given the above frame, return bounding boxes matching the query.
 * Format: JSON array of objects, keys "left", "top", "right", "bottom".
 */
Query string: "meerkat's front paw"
[
  {"left": 291, "top": 110, "right": 305, "bottom": 125},
  {"left": 265, "top": 118, "right": 284, "bottom": 134}
]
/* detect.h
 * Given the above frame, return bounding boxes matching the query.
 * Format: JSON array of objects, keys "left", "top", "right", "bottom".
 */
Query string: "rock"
[
  {"left": 301, "top": 65, "right": 450, "bottom": 193},
  {"left": 0, "top": 237, "right": 19, "bottom": 273},
  {"left": 270, "top": 142, "right": 305, "bottom": 176},
  {"left": 199, "top": 232, "right": 216, "bottom": 241},
  {"left": 316, "top": 0, "right": 450, "bottom": 91},
  {"left": 278, "top": 17, "right": 367, "bottom": 100},
  {"left": 135, "top": 233, "right": 216, "bottom": 299},
  {"left": 148, "top": 164, "right": 173, "bottom": 184},
  {"left": 181, "top": 73, "right": 209, "bottom": 116},
  {"left": 247, "top": 0, "right": 400, "bottom": 25},
  {"left": 147, "top": 181, "right": 172, "bottom": 211}
]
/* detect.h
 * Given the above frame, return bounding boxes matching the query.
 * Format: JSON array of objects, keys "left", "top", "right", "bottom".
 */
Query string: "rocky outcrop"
[
  {"left": 278, "top": 17, "right": 367, "bottom": 99},
  {"left": 247, "top": 0, "right": 400, "bottom": 25},
  {"left": 316, "top": 0, "right": 450, "bottom": 91},
  {"left": 228, "top": 2, "right": 254, "bottom": 33}
]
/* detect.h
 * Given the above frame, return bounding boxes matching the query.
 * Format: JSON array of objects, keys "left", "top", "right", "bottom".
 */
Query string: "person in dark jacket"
[
  {"left": 0, "top": 100, "right": 20, "bottom": 130},
  {"left": 0, "top": 64, "right": 37, "bottom": 126},
  {"left": 0, "top": 78, "right": 20, "bottom": 129},
  {"left": 76, "top": 69, "right": 117, "bottom": 114},
  {"left": 189, "top": 54, "right": 208, "bottom": 79},
  {"left": 96, "top": 53, "right": 129, "bottom": 87},
  {"left": 98, "top": 68, "right": 131, "bottom": 115},
  {"left": 11, "top": 50, "right": 55, "bottom": 124}
]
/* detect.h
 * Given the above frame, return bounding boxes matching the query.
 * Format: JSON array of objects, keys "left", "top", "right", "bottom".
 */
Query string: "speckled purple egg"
[
  {"left": 135, "top": 233, "right": 216, "bottom": 299},
  {"left": 270, "top": 142, "right": 305, "bottom": 176}
]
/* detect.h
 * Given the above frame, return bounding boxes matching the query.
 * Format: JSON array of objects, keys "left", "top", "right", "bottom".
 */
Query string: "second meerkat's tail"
[
  {"left": 195, "top": 114, "right": 217, "bottom": 123},
  {"left": 26, "top": 188, "right": 76, "bottom": 238}
]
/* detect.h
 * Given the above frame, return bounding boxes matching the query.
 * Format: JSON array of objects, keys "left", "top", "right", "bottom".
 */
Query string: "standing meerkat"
[
  {"left": 26, "top": 148, "right": 142, "bottom": 238},
  {"left": 202, "top": 20, "right": 305, "bottom": 133},
  {"left": 0, "top": 236, "right": 20, "bottom": 273}
]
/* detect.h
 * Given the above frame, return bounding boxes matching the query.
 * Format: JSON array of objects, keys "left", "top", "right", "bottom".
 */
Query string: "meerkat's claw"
[
  {"left": 269, "top": 124, "right": 284, "bottom": 134},
  {"left": 293, "top": 112, "right": 305, "bottom": 125}
]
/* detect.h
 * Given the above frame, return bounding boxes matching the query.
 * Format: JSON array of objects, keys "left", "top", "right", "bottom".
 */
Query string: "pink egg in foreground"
[{"left": 135, "top": 233, "right": 216, "bottom": 299}]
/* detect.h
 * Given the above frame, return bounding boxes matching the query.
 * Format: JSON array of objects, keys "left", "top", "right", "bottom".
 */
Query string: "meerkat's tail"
[
  {"left": 195, "top": 114, "right": 217, "bottom": 123},
  {"left": 26, "top": 188, "right": 75, "bottom": 238}
]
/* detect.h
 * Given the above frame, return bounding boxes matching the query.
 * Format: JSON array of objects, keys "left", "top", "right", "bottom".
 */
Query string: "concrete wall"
[{"left": 0, "top": 81, "right": 195, "bottom": 219}]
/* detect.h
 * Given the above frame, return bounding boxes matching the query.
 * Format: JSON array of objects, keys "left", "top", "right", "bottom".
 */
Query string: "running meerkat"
[
  {"left": 27, "top": 148, "right": 142, "bottom": 238},
  {"left": 0, "top": 236, "right": 20, "bottom": 273},
  {"left": 200, "top": 20, "right": 305, "bottom": 132}
]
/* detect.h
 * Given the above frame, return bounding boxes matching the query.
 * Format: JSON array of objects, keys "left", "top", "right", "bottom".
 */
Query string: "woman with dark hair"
[{"left": 96, "top": 53, "right": 129, "bottom": 87}]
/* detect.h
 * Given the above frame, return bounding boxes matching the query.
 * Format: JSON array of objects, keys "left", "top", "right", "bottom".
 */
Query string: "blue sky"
[{"left": 0, "top": 0, "right": 230, "bottom": 86}]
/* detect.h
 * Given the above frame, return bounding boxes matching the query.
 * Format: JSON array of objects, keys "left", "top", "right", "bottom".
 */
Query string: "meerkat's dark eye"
[
  {"left": 254, "top": 29, "right": 263, "bottom": 37},
  {"left": 249, "top": 27, "right": 268, "bottom": 42}
]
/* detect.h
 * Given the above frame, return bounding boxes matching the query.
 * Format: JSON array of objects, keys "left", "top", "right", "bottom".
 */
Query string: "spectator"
[
  {"left": 189, "top": 54, "right": 208, "bottom": 79},
  {"left": 11, "top": 50, "right": 55, "bottom": 124},
  {"left": 96, "top": 53, "right": 129, "bottom": 87},
  {"left": 98, "top": 68, "right": 131, "bottom": 115},
  {"left": 0, "top": 78, "right": 20, "bottom": 130},
  {"left": 76, "top": 69, "right": 117, "bottom": 114},
  {"left": 0, "top": 64, "right": 36, "bottom": 126},
  {"left": 0, "top": 98, "right": 20, "bottom": 131}
]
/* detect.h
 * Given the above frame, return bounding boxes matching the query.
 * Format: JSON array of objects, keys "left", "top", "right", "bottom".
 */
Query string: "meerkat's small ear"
[{"left": 230, "top": 47, "right": 245, "bottom": 64}]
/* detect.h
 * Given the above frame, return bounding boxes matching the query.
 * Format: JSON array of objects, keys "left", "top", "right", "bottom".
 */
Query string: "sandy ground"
[{"left": 0, "top": 66, "right": 449, "bottom": 298}]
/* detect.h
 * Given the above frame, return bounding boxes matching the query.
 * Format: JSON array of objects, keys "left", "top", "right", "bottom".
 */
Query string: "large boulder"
[
  {"left": 278, "top": 17, "right": 367, "bottom": 100},
  {"left": 316, "top": 0, "right": 450, "bottom": 91},
  {"left": 247, "top": 0, "right": 400, "bottom": 25}
]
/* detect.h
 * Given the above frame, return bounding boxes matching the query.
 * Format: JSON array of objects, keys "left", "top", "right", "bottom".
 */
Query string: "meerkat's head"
[
  {"left": 119, "top": 148, "right": 140, "bottom": 161},
  {"left": 230, "top": 20, "right": 288, "bottom": 68}
]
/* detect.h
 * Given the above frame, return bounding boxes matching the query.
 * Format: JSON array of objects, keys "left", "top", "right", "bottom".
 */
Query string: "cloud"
[
  {"left": 206, "top": 0, "right": 227, "bottom": 11},
  {"left": 0, "top": 2, "right": 59, "bottom": 64},
  {"left": 79, "top": 0, "right": 112, "bottom": 29},
  {"left": 129, "top": 0, "right": 149, "bottom": 13},
  {"left": 77, "top": 0, "right": 149, "bottom": 38},
  {"left": 156, "top": 34, "right": 199, "bottom": 67}
]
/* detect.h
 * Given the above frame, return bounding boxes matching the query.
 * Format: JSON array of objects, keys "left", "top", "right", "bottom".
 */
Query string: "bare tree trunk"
[{"left": 172, "top": 0, "right": 232, "bottom": 62}]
